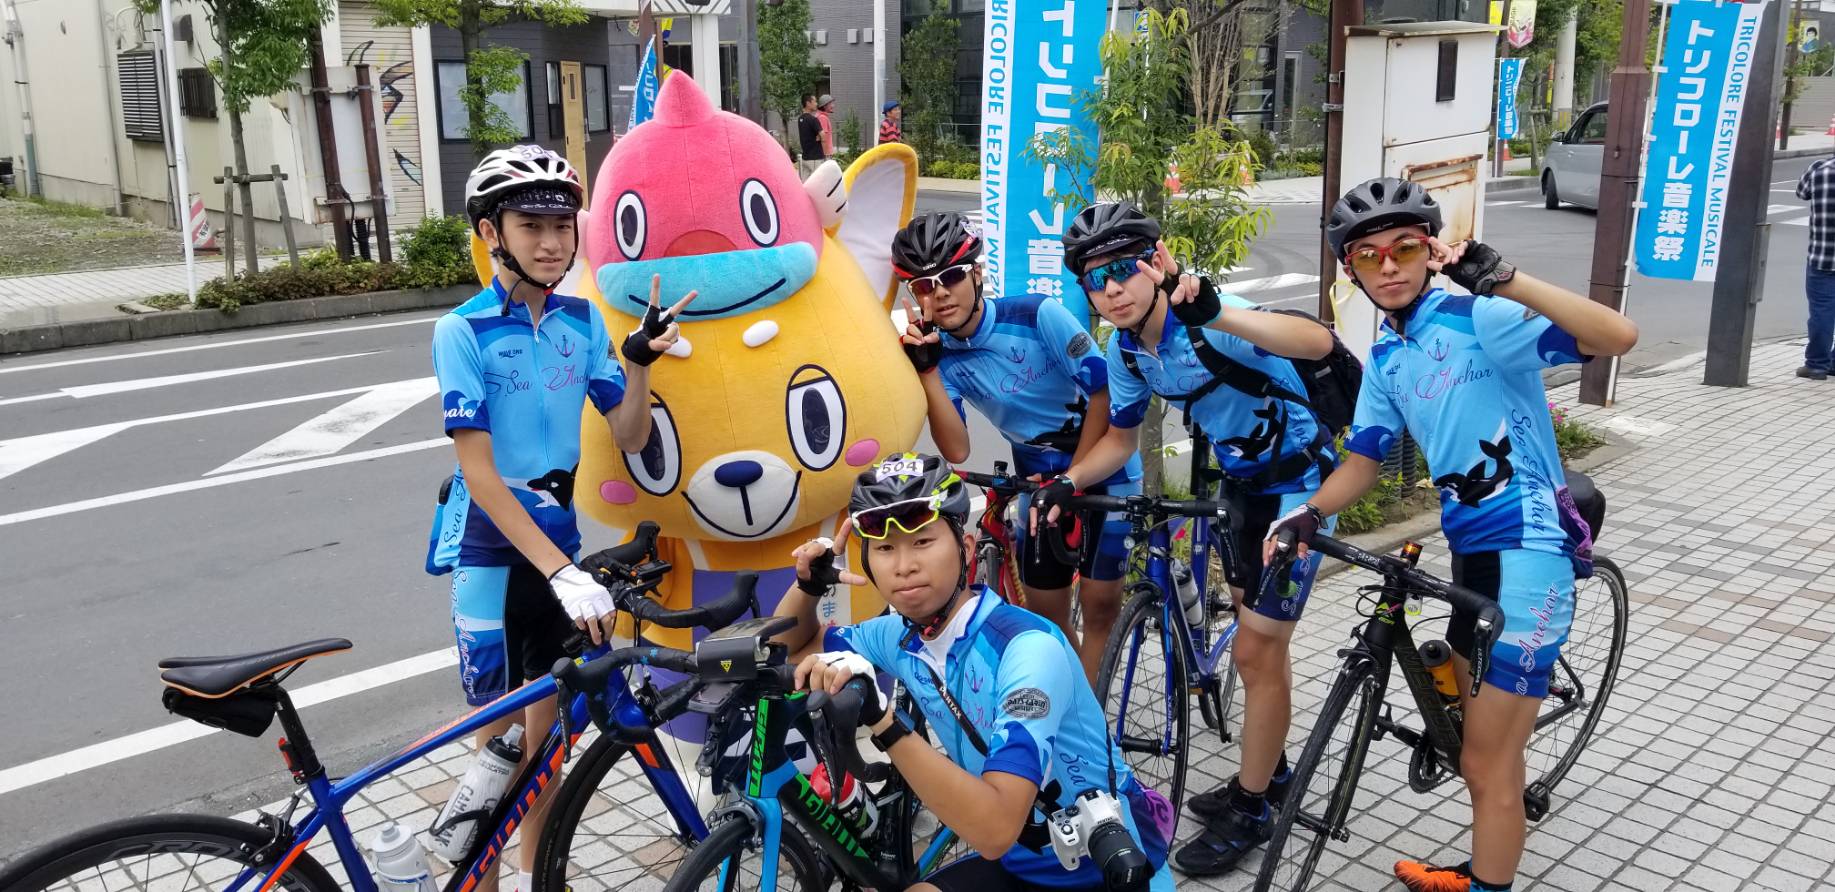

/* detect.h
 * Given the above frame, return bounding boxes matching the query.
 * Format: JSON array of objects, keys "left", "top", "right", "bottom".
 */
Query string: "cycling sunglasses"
[
  {"left": 1079, "top": 248, "right": 1157, "bottom": 293},
  {"left": 1346, "top": 237, "right": 1431, "bottom": 274},
  {"left": 907, "top": 264, "right": 975, "bottom": 299},
  {"left": 852, "top": 496, "right": 946, "bottom": 540}
]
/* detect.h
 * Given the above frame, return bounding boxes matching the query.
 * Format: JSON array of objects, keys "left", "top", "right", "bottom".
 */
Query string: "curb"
[
  {"left": 0, "top": 285, "right": 475, "bottom": 356},
  {"left": 917, "top": 176, "right": 980, "bottom": 195},
  {"left": 1314, "top": 430, "right": 1634, "bottom": 583}
]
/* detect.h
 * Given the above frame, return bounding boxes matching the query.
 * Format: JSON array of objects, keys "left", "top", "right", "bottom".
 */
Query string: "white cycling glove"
[
  {"left": 549, "top": 564, "right": 616, "bottom": 626},
  {"left": 816, "top": 651, "right": 889, "bottom": 715}
]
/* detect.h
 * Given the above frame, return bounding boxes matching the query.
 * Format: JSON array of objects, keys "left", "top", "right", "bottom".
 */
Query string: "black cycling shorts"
[
  {"left": 924, "top": 856, "right": 1103, "bottom": 892},
  {"left": 451, "top": 561, "right": 576, "bottom": 706}
]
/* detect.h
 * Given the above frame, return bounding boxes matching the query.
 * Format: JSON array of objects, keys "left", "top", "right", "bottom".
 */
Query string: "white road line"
[
  {"left": 1489, "top": 200, "right": 1529, "bottom": 207},
  {"left": 1224, "top": 272, "right": 1319, "bottom": 294},
  {"left": 1781, "top": 217, "right": 1810, "bottom": 227},
  {"left": 210, "top": 379, "right": 439, "bottom": 475},
  {"left": 0, "top": 648, "right": 458, "bottom": 797},
  {"left": 0, "top": 353, "right": 381, "bottom": 406},
  {"left": 0, "top": 438, "right": 447, "bottom": 527},
  {"left": 0, "top": 380, "right": 424, "bottom": 482},
  {"left": 1769, "top": 203, "right": 1803, "bottom": 215},
  {"left": 0, "top": 316, "right": 437, "bottom": 377}
]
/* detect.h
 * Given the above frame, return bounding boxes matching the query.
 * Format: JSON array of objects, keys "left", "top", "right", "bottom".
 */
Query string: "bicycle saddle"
[
  {"left": 1564, "top": 469, "right": 1607, "bottom": 540},
  {"left": 158, "top": 638, "right": 352, "bottom": 698}
]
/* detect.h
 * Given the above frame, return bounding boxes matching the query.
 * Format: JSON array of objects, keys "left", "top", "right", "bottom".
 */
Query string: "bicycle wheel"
[
  {"left": 1095, "top": 587, "right": 1190, "bottom": 833},
  {"left": 659, "top": 812, "right": 823, "bottom": 892},
  {"left": 1524, "top": 555, "right": 1628, "bottom": 816},
  {"left": 0, "top": 814, "right": 340, "bottom": 892},
  {"left": 535, "top": 733, "right": 705, "bottom": 892},
  {"left": 1255, "top": 659, "right": 1382, "bottom": 892}
]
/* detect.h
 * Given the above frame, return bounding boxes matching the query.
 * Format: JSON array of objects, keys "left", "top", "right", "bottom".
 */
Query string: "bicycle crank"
[
  {"left": 1406, "top": 741, "right": 1453, "bottom": 794},
  {"left": 1524, "top": 781, "right": 1554, "bottom": 822}
]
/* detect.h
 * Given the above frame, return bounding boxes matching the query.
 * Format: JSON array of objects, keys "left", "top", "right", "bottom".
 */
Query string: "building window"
[
  {"left": 435, "top": 60, "right": 533, "bottom": 141},
  {"left": 584, "top": 64, "right": 608, "bottom": 133},
  {"left": 178, "top": 68, "right": 217, "bottom": 118},
  {"left": 118, "top": 50, "right": 164, "bottom": 142},
  {"left": 546, "top": 61, "right": 563, "bottom": 136}
]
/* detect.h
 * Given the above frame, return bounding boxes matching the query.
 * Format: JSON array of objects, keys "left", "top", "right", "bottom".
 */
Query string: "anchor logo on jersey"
[
  {"left": 1218, "top": 402, "right": 1282, "bottom": 462},
  {"left": 1007, "top": 345, "right": 1028, "bottom": 364},
  {"left": 1433, "top": 426, "right": 1514, "bottom": 507}
]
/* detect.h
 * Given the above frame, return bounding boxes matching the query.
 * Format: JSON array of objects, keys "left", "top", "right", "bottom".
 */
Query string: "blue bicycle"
[{"left": 0, "top": 523, "right": 753, "bottom": 892}]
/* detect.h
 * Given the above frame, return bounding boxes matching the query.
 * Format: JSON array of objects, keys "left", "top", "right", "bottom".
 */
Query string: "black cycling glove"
[
  {"left": 904, "top": 320, "right": 942, "bottom": 373},
  {"left": 620, "top": 301, "right": 673, "bottom": 367},
  {"left": 1264, "top": 502, "right": 1323, "bottom": 551},
  {"left": 1169, "top": 275, "right": 1222, "bottom": 327},
  {"left": 1033, "top": 474, "right": 1077, "bottom": 522},
  {"left": 1442, "top": 241, "right": 1518, "bottom": 296},
  {"left": 798, "top": 542, "right": 843, "bottom": 596}
]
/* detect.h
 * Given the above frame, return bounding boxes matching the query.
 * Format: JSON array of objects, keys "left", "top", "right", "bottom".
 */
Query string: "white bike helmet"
[{"left": 464, "top": 146, "right": 585, "bottom": 297}]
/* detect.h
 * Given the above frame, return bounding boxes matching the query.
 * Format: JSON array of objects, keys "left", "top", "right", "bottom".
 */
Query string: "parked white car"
[{"left": 1541, "top": 102, "right": 1607, "bottom": 210}]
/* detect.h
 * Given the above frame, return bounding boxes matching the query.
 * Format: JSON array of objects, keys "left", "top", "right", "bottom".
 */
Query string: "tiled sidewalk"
[
  {"left": 203, "top": 341, "right": 1834, "bottom": 891},
  {"left": 0, "top": 256, "right": 283, "bottom": 316}
]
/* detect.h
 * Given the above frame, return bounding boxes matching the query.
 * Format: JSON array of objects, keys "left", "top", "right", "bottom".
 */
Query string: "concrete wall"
[{"left": 428, "top": 19, "right": 618, "bottom": 216}]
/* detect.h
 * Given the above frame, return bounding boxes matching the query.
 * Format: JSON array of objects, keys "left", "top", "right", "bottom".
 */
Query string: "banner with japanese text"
[
  {"left": 979, "top": 0, "right": 1105, "bottom": 327},
  {"left": 628, "top": 38, "right": 660, "bottom": 131},
  {"left": 1635, "top": 0, "right": 1764, "bottom": 281},
  {"left": 1497, "top": 58, "right": 1524, "bottom": 140}
]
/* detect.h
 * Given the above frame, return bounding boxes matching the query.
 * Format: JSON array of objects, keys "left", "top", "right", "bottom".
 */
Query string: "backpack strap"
[{"left": 1183, "top": 325, "right": 1314, "bottom": 411}]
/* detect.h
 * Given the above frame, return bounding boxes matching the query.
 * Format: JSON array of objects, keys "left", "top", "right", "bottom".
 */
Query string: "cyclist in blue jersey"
[
  {"left": 1267, "top": 177, "right": 1637, "bottom": 892},
  {"left": 890, "top": 212, "right": 1144, "bottom": 681},
  {"left": 773, "top": 453, "right": 1175, "bottom": 892},
  {"left": 427, "top": 145, "right": 690, "bottom": 892},
  {"left": 1039, "top": 202, "right": 1342, "bottom": 877}
]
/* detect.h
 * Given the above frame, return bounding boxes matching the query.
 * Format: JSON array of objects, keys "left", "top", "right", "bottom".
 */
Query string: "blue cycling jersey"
[
  {"left": 429, "top": 282, "right": 627, "bottom": 568},
  {"left": 826, "top": 590, "right": 1172, "bottom": 890},
  {"left": 1346, "top": 288, "right": 1592, "bottom": 559},
  {"left": 938, "top": 295, "right": 1142, "bottom": 487},
  {"left": 1106, "top": 293, "right": 1332, "bottom": 494}
]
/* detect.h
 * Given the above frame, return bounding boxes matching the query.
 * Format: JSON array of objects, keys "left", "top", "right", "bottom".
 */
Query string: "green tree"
[
  {"left": 899, "top": 10, "right": 961, "bottom": 164},
  {"left": 757, "top": 0, "right": 824, "bottom": 157},
  {"left": 1026, "top": 8, "right": 1271, "bottom": 493},
  {"left": 136, "top": 0, "right": 335, "bottom": 275},
  {"left": 375, "top": 0, "right": 587, "bottom": 158}
]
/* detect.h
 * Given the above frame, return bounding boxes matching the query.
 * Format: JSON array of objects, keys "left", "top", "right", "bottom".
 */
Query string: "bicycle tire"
[
  {"left": 1255, "top": 659, "right": 1382, "bottom": 892},
  {"left": 1525, "top": 555, "right": 1629, "bottom": 815},
  {"left": 534, "top": 732, "right": 712, "bottom": 892},
  {"left": 1095, "top": 587, "right": 1190, "bottom": 836},
  {"left": 659, "top": 812, "right": 824, "bottom": 892},
  {"left": 0, "top": 814, "right": 340, "bottom": 892}
]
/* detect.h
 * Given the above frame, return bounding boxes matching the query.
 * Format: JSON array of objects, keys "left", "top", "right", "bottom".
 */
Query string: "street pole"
[
  {"left": 738, "top": 0, "right": 762, "bottom": 124},
  {"left": 1781, "top": 0, "right": 1804, "bottom": 151},
  {"left": 308, "top": 32, "right": 353, "bottom": 262},
  {"left": 1553, "top": 9, "right": 1577, "bottom": 129},
  {"left": 872, "top": 0, "right": 885, "bottom": 137},
  {"left": 1578, "top": 0, "right": 1654, "bottom": 405},
  {"left": 1705, "top": 0, "right": 1789, "bottom": 387},
  {"left": 159, "top": 0, "right": 196, "bottom": 305},
  {"left": 2, "top": 0, "right": 40, "bottom": 198},
  {"left": 1317, "top": 0, "right": 1361, "bottom": 324},
  {"left": 1493, "top": 0, "right": 1515, "bottom": 179}
]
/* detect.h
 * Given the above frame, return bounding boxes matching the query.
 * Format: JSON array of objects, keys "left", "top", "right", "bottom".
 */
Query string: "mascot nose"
[{"left": 714, "top": 459, "right": 765, "bottom": 488}]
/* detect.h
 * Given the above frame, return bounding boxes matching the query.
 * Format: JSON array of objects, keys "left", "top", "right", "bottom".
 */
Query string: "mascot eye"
[
  {"left": 615, "top": 191, "right": 646, "bottom": 260},
  {"left": 785, "top": 366, "right": 844, "bottom": 471},
  {"left": 740, "top": 179, "right": 779, "bottom": 246},
  {"left": 621, "top": 397, "right": 680, "bottom": 495}
]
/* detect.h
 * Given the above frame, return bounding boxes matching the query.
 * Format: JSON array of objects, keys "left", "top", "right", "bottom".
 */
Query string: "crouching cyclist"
[
  {"left": 1269, "top": 177, "right": 1638, "bottom": 892},
  {"left": 771, "top": 452, "right": 1176, "bottom": 892}
]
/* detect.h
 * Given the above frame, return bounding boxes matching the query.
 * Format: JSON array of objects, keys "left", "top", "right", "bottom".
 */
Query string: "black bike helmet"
[
  {"left": 891, "top": 212, "right": 981, "bottom": 280},
  {"left": 1062, "top": 201, "right": 1161, "bottom": 273},
  {"left": 848, "top": 452, "right": 972, "bottom": 637},
  {"left": 1326, "top": 177, "right": 1442, "bottom": 260}
]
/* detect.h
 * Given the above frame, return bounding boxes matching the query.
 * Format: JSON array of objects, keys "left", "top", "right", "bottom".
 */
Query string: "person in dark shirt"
[{"left": 796, "top": 94, "right": 825, "bottom": 176}]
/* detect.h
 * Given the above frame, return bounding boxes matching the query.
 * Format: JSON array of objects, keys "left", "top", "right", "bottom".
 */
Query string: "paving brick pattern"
[
  {"left": 0, "top": 257, "right": 283, "bottom": 314},
  {"left": 62, "top": 342, "right": 1835, "bottom": 891}
]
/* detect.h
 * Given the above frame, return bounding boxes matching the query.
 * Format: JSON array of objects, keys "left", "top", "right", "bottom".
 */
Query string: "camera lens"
[{"left": 1085, "top": 821, "right": 1151, "bottom": 892}]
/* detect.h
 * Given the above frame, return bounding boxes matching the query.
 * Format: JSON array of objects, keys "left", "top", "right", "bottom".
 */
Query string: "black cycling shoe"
[
  {"left": 1188, "top": 772, "right": 1290, "bottom": 819},
  {"left": 1171, "top": 799, "right": 1273, "bottom": 876}
]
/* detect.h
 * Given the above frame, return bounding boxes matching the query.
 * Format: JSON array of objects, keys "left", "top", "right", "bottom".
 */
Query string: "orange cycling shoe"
[{"left": 1394, "top": 859, "right": 1477, "bottom": 892}]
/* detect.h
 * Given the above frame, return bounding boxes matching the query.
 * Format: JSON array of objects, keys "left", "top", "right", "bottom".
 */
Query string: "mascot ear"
[
  {"left": 804, "top": 160, "right": 847, "bottom": 230},
  {"left": 835, "top": 143, "right": 919, "bottom": 310}
]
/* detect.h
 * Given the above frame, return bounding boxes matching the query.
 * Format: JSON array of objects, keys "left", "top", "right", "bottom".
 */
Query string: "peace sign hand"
[
  {"left": 622, "top": 274, "right": 696, "bottom": 367},
  {"left": 898, "top": 293, "right": 943, "bottom": 373}
]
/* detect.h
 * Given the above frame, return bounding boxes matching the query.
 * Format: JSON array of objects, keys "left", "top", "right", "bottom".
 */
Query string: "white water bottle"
[
  {"left": 369, "top": 822, "right": 439, "bottom": 892},
  {"left": 429, "top": 724, "right": 524, "bottom": 861},
  {"left": 1173, "top": 558, "right": 1203, "bottom": 626}
]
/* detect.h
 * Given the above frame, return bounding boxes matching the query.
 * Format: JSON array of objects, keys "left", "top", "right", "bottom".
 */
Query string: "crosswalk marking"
[
  {"left": 0, "top": 353, "right": 380, "bottom": 407},
  {"left": 210, "top": 378, "right": 439, "bottom": 475},
  {"left": 1781, "top": 216, "right": 1810, "bottom": 226}
]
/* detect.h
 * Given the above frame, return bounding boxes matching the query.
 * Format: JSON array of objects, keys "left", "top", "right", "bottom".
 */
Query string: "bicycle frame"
[
  {"left": 1346, "top": 577, "right": 1469, "bottom": 777},
  {"left": 235, "top": 656, "right": 708, "bottom": 892}
]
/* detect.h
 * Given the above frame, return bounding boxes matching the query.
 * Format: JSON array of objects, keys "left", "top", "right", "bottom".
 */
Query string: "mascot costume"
[{"left": 463, "top": 74, "right": 924, "bottom": 739}]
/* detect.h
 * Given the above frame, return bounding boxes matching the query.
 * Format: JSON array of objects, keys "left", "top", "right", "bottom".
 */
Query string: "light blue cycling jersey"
[
  {"left": 428, "top": 281, "right": 627, "bottom": 569},
  {"left": 1345, "top": 288, "right": 1592, "bottom": 560},
  {"left": 1106, "top": 293, "right": 1331, "bottom": 494},
  {"left": 938, "top": 294, "right": 1142, "bottom": 487},
  {"left": 826, "top": 589, "right": 1173, "bottom": 891}
]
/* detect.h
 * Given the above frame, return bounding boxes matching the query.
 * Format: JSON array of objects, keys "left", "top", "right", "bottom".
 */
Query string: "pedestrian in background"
[
  {"left": 1795, "top": 153, "right": 1835, "bottom": 380},
  {"left": 818, "top": 94, "right": 836, "bottom": 159},
  {"left": 879, "top": 100, "right": 903, "bottom": 145},
  {"left": 796, "top": 94, "right": 825, "bottom": 177}
]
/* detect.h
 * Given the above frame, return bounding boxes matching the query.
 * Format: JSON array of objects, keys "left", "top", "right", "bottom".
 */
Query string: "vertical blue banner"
[
  {"left": 628, "top": 38, "right": 660, "bottom": 131},
  {"left": 1496, "top": 58, "right": 1523, "bottom": 140},
  {"left": 980, "top": 0, "right": 1105, "bottom": 328},
  {"left": 1635, "top": 0, "right": 1765, "bottom": 282}
]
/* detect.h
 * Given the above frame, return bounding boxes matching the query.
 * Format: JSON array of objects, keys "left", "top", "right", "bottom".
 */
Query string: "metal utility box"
[{"left": 1336, "top": 21, "right": 1500, "bottom": 361}]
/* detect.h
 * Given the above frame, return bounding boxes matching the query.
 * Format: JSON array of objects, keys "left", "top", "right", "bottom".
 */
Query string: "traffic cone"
[
  {"left": 187, "top": 195, "right": 219, "bottom": 253},
  {"left": 1825, "top": 115, "right": 1835, "bottom": 136}
]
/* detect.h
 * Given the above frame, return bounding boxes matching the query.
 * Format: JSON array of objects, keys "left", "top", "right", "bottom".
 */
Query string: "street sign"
[
  {"left": 1497, "top": 58, "right": 1524, "bottom": 140},
  {"left": 1635, "top": 0, "right": 1765, "bottom": 282}
]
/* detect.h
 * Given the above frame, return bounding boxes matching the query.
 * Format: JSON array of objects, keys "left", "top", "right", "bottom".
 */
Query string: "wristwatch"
[{"left": 871, "top": 717, "right": 912, "bottom": 753}]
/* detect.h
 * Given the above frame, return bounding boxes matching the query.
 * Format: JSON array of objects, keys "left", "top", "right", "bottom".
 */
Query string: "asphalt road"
[{"left": 0, "top": 174, "right": 1814, "bottom": 860}]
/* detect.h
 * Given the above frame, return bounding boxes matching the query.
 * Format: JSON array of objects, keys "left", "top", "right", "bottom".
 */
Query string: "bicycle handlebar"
[
  {"left": 805, "top": 675, "right": 885, "bottom": 788},
  {"left": 577, "top": 521, "right": 758, "bottom": 631},
  {"left": 1264, "top": 531, "right": 1507, "bottom": 697}
]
